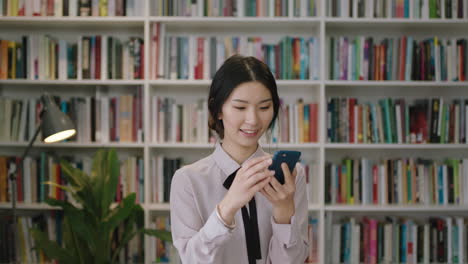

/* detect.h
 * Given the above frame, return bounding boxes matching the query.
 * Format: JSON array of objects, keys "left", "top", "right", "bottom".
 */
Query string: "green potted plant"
[{"left": 31, "top": 149, "right": 171, "bottom": 264}]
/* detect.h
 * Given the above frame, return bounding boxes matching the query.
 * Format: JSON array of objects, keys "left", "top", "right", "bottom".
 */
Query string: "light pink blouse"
[{"left": 170, "top": 142, "right": 309, "bottom": 263}]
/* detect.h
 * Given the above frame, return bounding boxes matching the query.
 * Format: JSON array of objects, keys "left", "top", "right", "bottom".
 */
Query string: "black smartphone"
[{"left": 268, "top": 150, "right": 301, "bottom": 184}]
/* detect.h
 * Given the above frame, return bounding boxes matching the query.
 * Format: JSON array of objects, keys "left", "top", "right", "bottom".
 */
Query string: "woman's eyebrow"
[{"left": 232, "top": 98, "right": 273, "bottom": 104}]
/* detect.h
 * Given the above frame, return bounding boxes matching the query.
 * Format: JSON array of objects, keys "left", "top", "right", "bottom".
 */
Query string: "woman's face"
[{"left": 219, "top": 81, "right": 274, "bottom": 150}]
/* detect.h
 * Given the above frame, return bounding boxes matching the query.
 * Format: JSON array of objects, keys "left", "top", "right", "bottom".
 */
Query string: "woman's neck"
[{"left": 221, "top": 141, "right": 258, "bottom": 165}]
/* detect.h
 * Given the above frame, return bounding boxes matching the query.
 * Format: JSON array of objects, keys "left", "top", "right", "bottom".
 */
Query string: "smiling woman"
[{"left": 169, "top": 55, "right": 309, "bottom": 264}]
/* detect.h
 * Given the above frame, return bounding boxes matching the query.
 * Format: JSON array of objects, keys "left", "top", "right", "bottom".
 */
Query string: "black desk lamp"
[{"left": 8, "top": 94, "right": 76, "bottom": 263}]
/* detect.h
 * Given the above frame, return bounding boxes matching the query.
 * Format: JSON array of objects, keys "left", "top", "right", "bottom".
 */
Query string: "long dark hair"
[{"left": 208, "top": 55, "right": 280, "bottom": 139}]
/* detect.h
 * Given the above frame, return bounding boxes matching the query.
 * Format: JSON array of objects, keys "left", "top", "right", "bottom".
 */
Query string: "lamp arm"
[
  {"left": 9, "top": 120, "right": 43, "bottom": 194},
  {"left": 20, "top": 122, "right": 43, "bottom": 162},
  {"left": 8, "top": 119, "right": 42, "bottom": 264}
]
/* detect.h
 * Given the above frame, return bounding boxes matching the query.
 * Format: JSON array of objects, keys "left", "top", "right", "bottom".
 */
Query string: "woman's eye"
[
  {"left": 260, "top": 105, "right": 271, "bottom": 110},
  {"left": 234, "top": 106, "right": 245, "bottom": 110}
]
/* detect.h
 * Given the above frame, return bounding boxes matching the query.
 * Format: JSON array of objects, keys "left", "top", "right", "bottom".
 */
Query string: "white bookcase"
[{"left": 2, "top": 0, "right": 468, "bottom": 263}]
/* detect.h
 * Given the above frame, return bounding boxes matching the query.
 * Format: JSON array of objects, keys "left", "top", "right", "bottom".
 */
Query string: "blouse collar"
[{"left": 212, "top": 141, "right": 266, "bottom": 181}]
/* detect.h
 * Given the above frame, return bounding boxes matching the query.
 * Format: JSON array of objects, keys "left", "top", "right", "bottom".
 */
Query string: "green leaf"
[
  {"left": 59, "top": 160, "right": 97, "bottom": 211},
  {"left": 101, "top": 149, "right": 119, "bottom": 217},
  {"left": 62, "top": 216, "right": 87, "bottom": 264},
  {"left": 90, "top": 149, "right": 116, "bottom": 218},
  {"left": 44, "top": 181, "right": 85, "bottom": 206},
  {"left": 43, "top": 198, "right": 75, "bottom": 210},
  {"left": 104, "top": 193, "right": 139, "bottom": 233},
  {"left": 30, "top": 228, "right": 74, "bottom": 262},
  {"left": 44, "top": 198, "right": 97, "bottom": 251},
  {"left": 43, "top": 181, "right": 74, "bottom": 193},
  {"left": 142, "top": 229, "right": 173, "bottom": 242},
  {"left": 60, "top": 159, "right": 91, "bottom": 189},
  {"left": 74, "top": 189, "right": 99, "bottom": 216}
]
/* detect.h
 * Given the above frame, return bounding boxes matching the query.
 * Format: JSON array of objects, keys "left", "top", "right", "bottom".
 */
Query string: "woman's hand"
[
  {"left": 260, "top": 163, "right": 297, "bottom": 224},
  {"left": 218, "top": 155, "right": 275, "bottom": 226}
]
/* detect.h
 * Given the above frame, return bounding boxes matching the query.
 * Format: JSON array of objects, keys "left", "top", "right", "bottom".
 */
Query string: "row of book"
[
  {"left": 15, "top": 33, "right": 468, "bottom": 82},
  {"left": 78, "top": 36, "right": 144, "bottom": 80},
  {"left": 150, "top": 156, "right": 183, "bottom": 203},
  {"left": 7, "top": 94, "right": 468, "bottom": 146},
  {"left": 327, "top": 97, "right": 468, "bottom": 144},
  {"left": 273, "top": 99, "right": 319, "bottom": 144},
  {"left": 0, "top": 213, "right": 63, "bottom": 263},
  {"left": 328, "top": 0, "right": 468, "bottom": 19},
  {"left": 0, "top": 88, "right": 143, "bottom": 143},
  {"left": 0, "top": 38, "right": 28, "bottom": 80},
  {"left": 119, "top": 155, "right": 144, "bottom": 204},
  {"left": 0, "top": 153, "right": 144, "bottom": 204},
  {"left": 0, "top": 0, "right": 143, "bottom": 17},
  {"left": 152, "top": 0, "right": 318, "bottom": 17},
  {"left": 91, "top": 89, "right": 145, "bottom": 143},
  {"left": 330, "top": 217, "right": 468, "bottom": 264},
  {"left": 329, "top": 36, "right": 468, "bottom": 82},
  {"left": 150, "top": 97, "right": 212, "bottom": 144},
  {"left": 0, "top": 154, "right": 70, "bottom": 204},
  {"left": 0, "top": 35, "right": 144, "bottom": 80},
  {"left": 150, "top": 23, "right": 320, "bottom": 80},
  {"left": 325, "top": 158, "right": 468, "bottom": 205}
]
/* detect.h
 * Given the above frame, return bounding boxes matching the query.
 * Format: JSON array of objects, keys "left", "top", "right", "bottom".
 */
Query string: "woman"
[{"left": 170, "top": 54, "right": 309, "bottom": 264}]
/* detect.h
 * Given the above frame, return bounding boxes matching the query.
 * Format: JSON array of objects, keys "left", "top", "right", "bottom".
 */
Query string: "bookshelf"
[{"left": 2, "top": 0, "right": 468, "bottom": 263}]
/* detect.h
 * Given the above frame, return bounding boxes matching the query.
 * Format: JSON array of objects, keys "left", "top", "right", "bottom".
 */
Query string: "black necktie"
[{"left": 223, "top": 169, "right": 262, "bottom": 264}]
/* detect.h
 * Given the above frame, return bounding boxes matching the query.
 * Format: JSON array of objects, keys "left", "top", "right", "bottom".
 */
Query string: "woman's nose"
[{"left": 245, "top": 108, "right": 259, "bottom": 125}]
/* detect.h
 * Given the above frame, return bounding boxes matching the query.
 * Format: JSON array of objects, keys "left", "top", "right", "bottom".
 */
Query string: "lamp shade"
[{"left": 41, "top": 94, "right": 76, "bottom": 143}]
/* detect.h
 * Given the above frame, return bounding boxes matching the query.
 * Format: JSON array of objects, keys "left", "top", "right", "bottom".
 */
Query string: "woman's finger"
[
  {"left": 240, "top": 155, "right": 271, "bottom": 173},
  {"left": 262, "top": 183, "right": 278, "bottom": 200},
  {"left": 281, "top": 162, "right": 296, "bottom": 186},
  {"left": 243, "top": 158, "right": 272, "bottom": 178},
  {"left": 269, "top": 176, "right": 288, "bottom": 198},
  {"left": 260, "top": 189, "right": 274, "bottom": 201},
  {"left": 250, "top": 174, "right": 272, "bottom": 194},
  {"left": 245, "top": 170, "right": 274, "bottom": 187}
]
